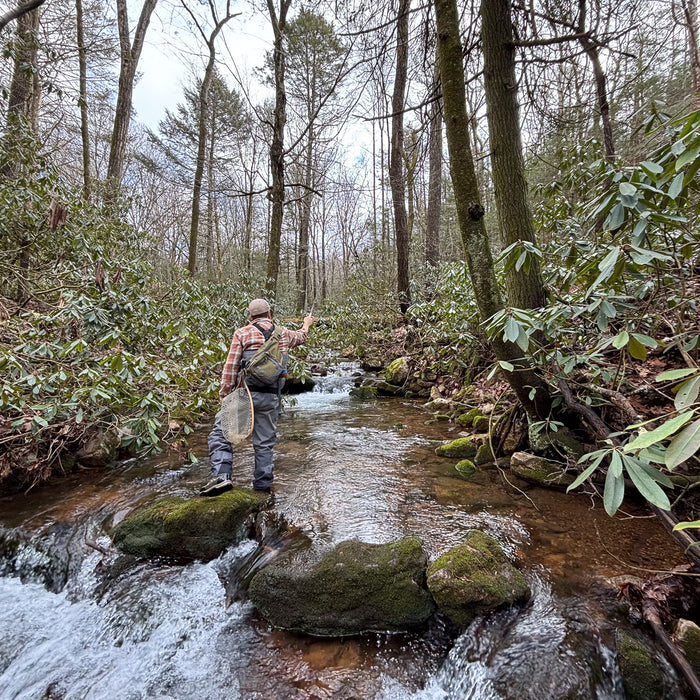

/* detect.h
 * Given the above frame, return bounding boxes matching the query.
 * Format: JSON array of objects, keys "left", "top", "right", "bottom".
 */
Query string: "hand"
[{"left": 302, "top": 314, "right": 314, "bottom": 331}]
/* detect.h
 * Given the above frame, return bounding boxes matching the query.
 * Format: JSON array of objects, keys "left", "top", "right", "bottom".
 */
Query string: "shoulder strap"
[{"left": 252, "top": 321, "right": 275, "bottom": 341}]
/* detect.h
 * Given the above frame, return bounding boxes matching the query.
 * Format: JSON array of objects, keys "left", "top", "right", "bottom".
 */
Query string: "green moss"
[
  {"left": 455, "top": 460, "right": 476, "bottom": 479},
  {"left": 474, "top": 443, "right": 494, "bottom": 466},
  {"left": 111, "top": 489, "right": 266, "bottom": 562},
  {"left": 426, "top": 530, "right": 530, "bottom": 627},
  {"left": 510, "top": 453, "right": 575, "bottom": 491},
  {"left": 349, "top": 386, "right": 378, "bottom": 399},
  {"left": 455, "top": 407, "right": 480, "bottom": 428},
  {"left": 472, "top": 415, "right": 490, "bottom": 432},
  {"left": 675, "top": 620, "right": 700, "bottom": 677},
  {"left": 435, "top": 437, "right": 477, "bottom": 459},
  {"left": 616, "top": 630, "right": 666, "bottom": 700}
]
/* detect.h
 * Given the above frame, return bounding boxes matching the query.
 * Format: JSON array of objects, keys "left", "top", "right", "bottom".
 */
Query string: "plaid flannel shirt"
[{"left": 219, "top": 318, "right": 308, "bottom": 399}]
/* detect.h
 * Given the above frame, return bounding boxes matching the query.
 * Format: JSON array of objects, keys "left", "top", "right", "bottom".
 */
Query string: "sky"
[{"left": 132, "top": 4, "right": 272, "bottom": 130}]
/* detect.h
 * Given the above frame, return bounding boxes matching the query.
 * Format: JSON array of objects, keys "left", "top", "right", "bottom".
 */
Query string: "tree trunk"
[
  {"left": 106, "top": 0, "right": 157, "bottom": 195},
  {"left": 186, "top": 4, "right": 233, "bottom": 277},
  {"left": 425, "top": 62, "right": 442, "bottom": 299},
  {"left": 435, "top": 0, "right": 552, "bottom": 421},
  {"left": 296, "top": 126, "right": 313, "bottom": 312},
  {"left": 76, "top": 0, "right": 91, "bottom": 200},
  {"left": 265, "top": 0, "right": 292, "bottom": 298},
  {"left": 682, "top": 0, "right": 700, "bottom": 92},
  {"left": 0, "top": 0, "right": 45, "bottom": 33},
  {"left": 481, "top": 0, "right": 547, "bottom": 311},
  {"left": 577, "top": 0, "right": 615, "bottom": 159},
  {"left": 389, "top": 0, "right": 411, "bottom": 315},
  {"left": 2, "top": 3, "right": 40, "bottom": 179}
]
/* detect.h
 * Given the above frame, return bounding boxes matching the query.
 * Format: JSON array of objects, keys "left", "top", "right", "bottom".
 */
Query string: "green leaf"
[
  {"left": 76, "top": 408, "right": 83, "bottom": 423},
  {"left": 504, "top": 316, "right": 521, "bottom": 344},
  {"left": 606, "top": 204, "right": 625, "bottom": 231},
  {"left": 566, "top": 462, "right": 599, "bottom": 492},
  {"left": 665, "top": 419, "right": 700, "bottom": 469},
  {"left": 640, "top": 160, "right": 663, "bottom": 174},
  {"left": 627, "top": 335, "right": 647, "bottom": 361},
  {"left": 674, "top": 375, "right": 700, "bottom": 411},
  {"left": 612, "top": 331, "right": 629, "bottom": 349},
  {"left": 498, "top": 360, "right": 514, "bottom": 372},
  {"left": 656, "top": 368, "right": 698, "bottom": 382},
  {"left": 625, "top": 460, "right": 671, "bottom": 510},
  {"left": 604, "top": 468, "right": 625, "bottom": 516},
  {"left": 673, "top": 520, "right": 700, "bottom": 531},
  {"left": 598, "top": 246, "right": 620, "bottom": 272},
  {"left": 668, "top": 172, "right": 685, "bottom": 199},
  {"left": 631, "top": 333, "right": 658, "bottom": 349},
  {"left": 619, "top": 182, "right": 637, "bottom": 196},
  {"left": 610, "top": 451, "right": 623, "bottom": 477},
  {"left": 676, "top": 143, "right": 700, "bottom": 170},
  {"left": 624, "top": 412, "right": 695, "bottom": 451},
  {"left": 622, "top": 454, "right": 673, "bottom": 487}
]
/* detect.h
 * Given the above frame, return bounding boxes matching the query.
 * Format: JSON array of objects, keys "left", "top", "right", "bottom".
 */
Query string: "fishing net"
[{"left": 220, "top": 384, "right": 254, "bottom": 445}]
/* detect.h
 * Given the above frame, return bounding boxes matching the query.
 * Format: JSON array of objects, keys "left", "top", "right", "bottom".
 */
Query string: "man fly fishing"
[{"left": 201, "top": 298, "right": 314, "bottom": 496}]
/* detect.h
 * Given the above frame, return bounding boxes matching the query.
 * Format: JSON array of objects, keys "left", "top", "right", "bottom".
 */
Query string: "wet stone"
[{"left": 247, "top": 537, "right": 435, "bottom": 636}]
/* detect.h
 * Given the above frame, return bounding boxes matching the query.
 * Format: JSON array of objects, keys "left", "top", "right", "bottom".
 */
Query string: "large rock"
[
  {"left": 674, "top": 619, "right": 700, "bottom": 677},
  {"left": 384, "top": 356, "right": 409, "bottom": 385},
  {"left": 75, "top": 426, "right": 120, "bottom": 468},
  {"left": 111, "top": 489, "right": 268, "bottom": 562},
  {"left": 435, "top": 436, "right": 478, "bottom": 459},
  {"left": 426, "top": 530, "right": 530, "bottom": 627},
  {"left": 248, "top": 537, "right": 435, "bottom": 636},
  {"left": 510, "top": 452, "right": 575, "bottom": 491}
]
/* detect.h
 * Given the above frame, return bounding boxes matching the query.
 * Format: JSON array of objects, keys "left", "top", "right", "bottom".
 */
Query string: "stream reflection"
[{"left": 0, "top": 364, "right": 687, "bottom": 699}]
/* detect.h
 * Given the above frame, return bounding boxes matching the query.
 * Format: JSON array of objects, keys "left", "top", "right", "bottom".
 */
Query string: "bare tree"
[{"left": 106, "top": 0, "right": 157, "bottom": 194}]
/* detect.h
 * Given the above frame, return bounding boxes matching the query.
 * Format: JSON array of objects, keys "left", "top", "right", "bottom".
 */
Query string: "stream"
[{"left": 0, "top": 362, "right": 688, "bottom": 699}]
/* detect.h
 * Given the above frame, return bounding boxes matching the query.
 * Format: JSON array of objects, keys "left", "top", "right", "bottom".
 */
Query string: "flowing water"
[{"left": 0, "top": 363, "right": 688, "bottom": 699}]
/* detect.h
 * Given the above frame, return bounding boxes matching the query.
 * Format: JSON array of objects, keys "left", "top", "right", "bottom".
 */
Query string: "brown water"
[{"left": 0, "top": 365, "right": 687, "bottom": 699}]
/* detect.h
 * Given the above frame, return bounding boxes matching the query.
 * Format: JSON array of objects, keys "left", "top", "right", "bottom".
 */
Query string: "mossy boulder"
[
  {"left": 510, "top": 452, "right": 575, "bottom": 491},
  {"left": 349, "top": 385, "right": 379, "bottom": 400},
  {"left": 674, "top": 619, "right": 700, "bottom": 677},
  {"left": 472, "top": 415, "right": 491, "bottom": 432},
  {"left": 111, "top": 489, "right": 268, "bottom": 562},
  {"left": 247, "top": 537, "right": 435, "bottom": 636},
  {"left": 454, "top": 459, "right": 477, "bottom": 480},
  {"left": 455, "top": 407, "right": 480, "bottom": 428},
  {"left": 616, "top": 629, "right": 668, "bottom": 700},
  {"left": 374, "top": 380, "right": 402, "bottom": 396},
  {"left": 283, "top": 375, "right": 316, "bottom": 394},
  {"left": 426, "top": 530, "right": 530, "bottom": 627},
  {"left": 384, "top": 356, "right": 409, "bottom": 385},
  {"left": 474, "top": 443, "right": 495, "bottom": 466},
  {"left": 435, "top": 436, "right": 477, "bottom": 459}
]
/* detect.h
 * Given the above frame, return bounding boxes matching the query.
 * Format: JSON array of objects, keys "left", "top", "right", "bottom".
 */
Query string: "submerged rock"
[
  {"left": 616, "top": 629, "right": 669, "bottom": 700},
  {"left": 426, "top": 530, "right": 530, "bottom": 627},
  {"left": 374, "top": 380, "right": 402, "bottom": 396},
  {"left": 247, "top": 537, "right": 435, "bottom": 636},
  {"left": 435, "top": 436, "right": 477, "bottom": 459},
  {"left": 454, "top": 459, "right": 477, "bottom": 480},
  {"left": 509, "top": 452, "right": 575, "bottom": 491},
  {"left": 111, "top": 489, "right": 268, "bottom": 562},
  {"left": 349, "top": 385, "right": 379, "bottom": 400}
]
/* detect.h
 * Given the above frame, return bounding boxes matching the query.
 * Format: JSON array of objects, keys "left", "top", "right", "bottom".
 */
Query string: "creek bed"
[{"left": 0, "top": 364, "right": 687, "bottom": 699}]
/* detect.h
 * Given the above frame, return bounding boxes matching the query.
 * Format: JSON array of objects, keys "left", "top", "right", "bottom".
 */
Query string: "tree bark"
[
  {"left": 106, "top": 0, "right": 157, "bottom": 195},
  {"left": 296, "top": 127, "right": 313, "bottom": 312},
  {"left": 2, "top": 3, "right": 40, "bottom": 179},
  {"left": 425, "top": 62, "right": 442, "bottom": 299},
  {"left": 481, "top": 0, "right": 547, "bottom": 311},
  {"left": 76, "top": 0, "right": 91, "bottom": 200},
  {"left": 435, "top": 0, "right": 552, "bottom": 421},
  {"left": 0, "top": 0, "right": 44, "bottom": 33},
  {"left": 681, "top": 0, "right": 700, "bottom": 92},
  {"left": 389, "top": 0, "right": 411, "bottom": 315},
  {"left": 265, "top": 0, "right": 292, "bottom": 298}
]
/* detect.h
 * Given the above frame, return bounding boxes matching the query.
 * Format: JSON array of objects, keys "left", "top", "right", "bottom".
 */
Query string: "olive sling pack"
[{"left": 242, "top": 323, "right": 285, "bottom": 387}]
